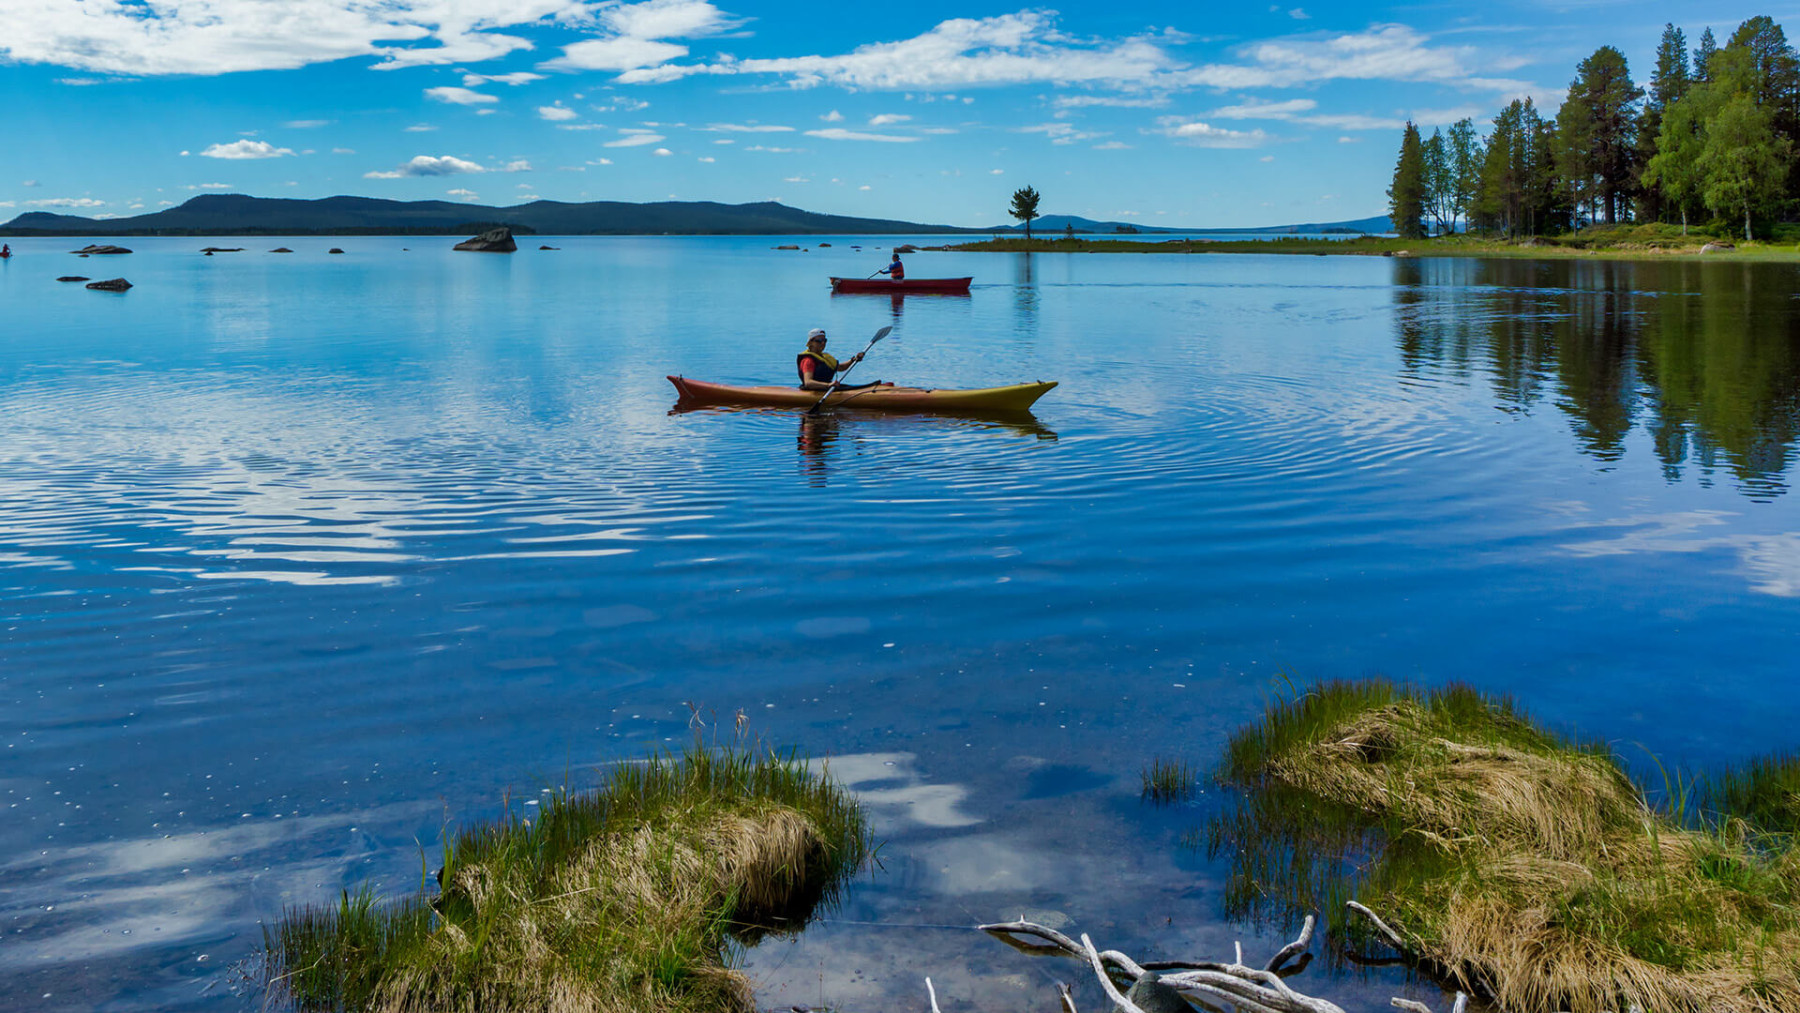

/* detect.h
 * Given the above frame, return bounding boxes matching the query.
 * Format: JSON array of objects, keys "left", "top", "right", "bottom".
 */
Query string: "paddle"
[{"left": 805, "top": 325, "right": 893, "bottom": 414}]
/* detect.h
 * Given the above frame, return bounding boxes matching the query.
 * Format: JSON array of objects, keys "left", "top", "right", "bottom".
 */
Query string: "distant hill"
[
  {"left": 1, "top": 194, "right": 1394, "bottom": 237},
  {"left": 0, "top": 194, "right": 984, "bottom": 237},
  {"left": 998, "top": 213, "right": 1392, "bottom": 235}
]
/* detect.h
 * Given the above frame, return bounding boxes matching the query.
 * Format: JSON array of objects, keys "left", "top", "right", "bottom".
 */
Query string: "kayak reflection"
[{"left": 668, "top": 402, "right": 1057, "bottom": 486}]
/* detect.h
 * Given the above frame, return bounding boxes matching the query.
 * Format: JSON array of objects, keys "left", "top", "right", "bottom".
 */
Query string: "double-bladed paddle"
[{"left": 805, "top": 325, "right": 893, "bottom": 415}]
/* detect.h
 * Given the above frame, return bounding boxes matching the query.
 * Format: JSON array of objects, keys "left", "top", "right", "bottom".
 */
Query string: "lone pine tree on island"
[{"left": 1009, "top": 185, "right": 1042, "bottom": 239}]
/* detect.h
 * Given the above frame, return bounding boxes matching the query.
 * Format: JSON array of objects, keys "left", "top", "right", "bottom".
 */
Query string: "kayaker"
[
  {"left": 877, "top": 252, "right": 904, "bottom": 281},
  {"left": 797, "top": 328, "right": 891, "bottom": 391}
]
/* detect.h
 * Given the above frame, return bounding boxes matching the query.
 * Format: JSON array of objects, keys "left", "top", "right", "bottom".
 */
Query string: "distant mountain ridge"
[
  {"left": 0, "top": 194, "right": 982, "bottom": 237},
  {"left": 0, "top": 194, "right": 1392, "bottom": 237}
]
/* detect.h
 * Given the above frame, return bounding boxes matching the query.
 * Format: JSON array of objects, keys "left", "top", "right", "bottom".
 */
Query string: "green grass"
[
  {"left": 1140, "top": 757, "right": 1196, "bottom": 804},
  {"left": 262, "top": 742, "right": 871, "bottom": 1013},
  {"left": 1213, "top": 678, "right": 1800, "bottom": 1013}
]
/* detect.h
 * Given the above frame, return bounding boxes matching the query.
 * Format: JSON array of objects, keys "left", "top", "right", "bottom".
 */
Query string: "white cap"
[{"left": 807, "top": 328, "right": 826, "bottom": 339}]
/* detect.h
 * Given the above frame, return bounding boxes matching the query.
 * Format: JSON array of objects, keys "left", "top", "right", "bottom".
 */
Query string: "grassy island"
[
  {"left": 1215, "top": 680, "right": 1800, "bottom": 1013},
  {"left": 932, "top": 223, "right": 1800, "bottom": 261},
  {"left": 262, "top": 744, "right": 870, "bottom": 1013}
]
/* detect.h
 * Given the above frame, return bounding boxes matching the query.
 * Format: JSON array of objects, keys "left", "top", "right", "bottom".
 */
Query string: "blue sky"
[{"left": 0, "top": 1, "right": 1750, "bottom": 227}]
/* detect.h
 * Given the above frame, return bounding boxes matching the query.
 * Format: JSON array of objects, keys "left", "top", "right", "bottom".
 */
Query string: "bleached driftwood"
[{"left": 977, "top": 906, "right": 1470, "bottom": 1013}]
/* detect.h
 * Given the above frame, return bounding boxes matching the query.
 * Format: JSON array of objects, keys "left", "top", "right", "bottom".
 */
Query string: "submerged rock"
[
  {"left": 56, "top": 276, "right": 90, "bottom": 282},
  {"left": 539, "top": 245, "right": 559, "bottom": 250},
  {"left": 454, "top": 227, "right": 516, "bottom": 253},
  {"left": 269, "top": 247, "right": 294, "bottom": 253},
  {"left": 85, "top": 278, "right": 132, "bottom": 291},
  {"left": 328, "top": 247, "right": 345, "bottom": 254},
  {"left": 70, "top": 244, "right": 132, "bottom": 255}
]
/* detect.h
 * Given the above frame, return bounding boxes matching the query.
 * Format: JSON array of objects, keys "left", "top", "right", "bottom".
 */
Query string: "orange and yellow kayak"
[{"left": 668, "top": 376, "right": 1057, "bottom": 412}]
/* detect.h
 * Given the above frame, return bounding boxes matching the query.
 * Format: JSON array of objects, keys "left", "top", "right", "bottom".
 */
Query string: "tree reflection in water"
[{"left": 1392, "top": 257, "right": 1800, "bottom": 499}]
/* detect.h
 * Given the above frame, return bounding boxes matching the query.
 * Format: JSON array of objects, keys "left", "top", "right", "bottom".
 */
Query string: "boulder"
[
  {"left": 539, "top": 245, "right": 559, "bottom": 250},
  {"left": 328, "top": 247, "right": 345, "bottom": 254},
  {"left": 70, "top": 244, "right": 132, "bottom": 255},
  {"left": 775, "top": 244, "right": 801, "bottom": 250},
  {"left": 85, "top": 278, "right": 132, "bottom": 291},
  {"left": 819, "top": 242, "right": 832, "bottom": 247},
  {"left": 200, "top": 247, "right": 244, "bottom": 253},
  {"left": 57, "top": 276, "right": 90, "bottom": 282},
  {"left": 1701, "top": 241, "right": 1736, "bottom": 253},
  {"left": 454, "top": 227, "right": 516, "bottom": 253},
  {"left": 269, "top": 247, "right": 294, "bottom": 253}
]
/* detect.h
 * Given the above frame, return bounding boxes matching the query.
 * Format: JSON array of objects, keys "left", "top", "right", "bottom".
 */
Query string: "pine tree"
[
  {"left": 1560, "top": 46, "right": 1644, "bottom": 224},
  {"left": 1388, "top": 123, "right": 1428, "bottom": 238},
  {"left": 1641, "top": 24, "right": 1690, "bottom": 221},
  {"left": 1008, "top": 186, "right": 1041, "bottom": 239},
  {"left": 1696, "top": 27, "right": 1719, "bottom": 82}
]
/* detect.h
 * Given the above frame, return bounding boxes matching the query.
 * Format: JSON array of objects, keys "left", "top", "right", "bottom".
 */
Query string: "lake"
[{"left": 2, "top": 237, "right": 1798, "bottom": 1011}]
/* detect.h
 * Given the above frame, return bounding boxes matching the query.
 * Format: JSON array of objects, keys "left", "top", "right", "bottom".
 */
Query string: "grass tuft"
[
  {"left": 1706, "top": 751, "right": 1800, "bottom": 835},
  {"left": 1214, "top": 678, "right": 1800, "bottom": 1013},
  {"left": 262, "top": 742, "right": 870, "bottom": 1013},
  {"left": 1141, "top": 757, "right": 1196, "bottom": 804}
]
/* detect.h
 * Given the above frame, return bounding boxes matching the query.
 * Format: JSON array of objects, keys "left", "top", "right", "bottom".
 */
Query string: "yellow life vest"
[{"left": 797, "top": 350, "right": 840, "bottom": 382}]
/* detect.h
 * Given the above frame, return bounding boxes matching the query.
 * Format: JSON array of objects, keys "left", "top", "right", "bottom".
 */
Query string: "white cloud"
[
  {"left": 821, "top": 109, "right": 844, "bottom": 122},
  {"left": 464, "top": 71, "right": 544, "bottom": 86},
  {"left": 603, "top": 132, "right": 666, "bottom": 147},
  {"left": 1020, "top": 122, "right": 1107, "bottom": 145},
  {"left": 557, "top": 123, "right": 610, "bottom": 130},
  {"left": 364, "top": 154, "right": 486, "bottom": 178},
  {"left": 589, "top": 157, "right": 613, "bottom": 165},
  {"left": 1208, "top": 98, "right": 1317, "bottom": 119},
  {"left": 548, "top": 36, "right": 687, "bottom": 71},
  {"left": 426, "top": 86, "right": 498, "bottom": 105},
  {"left": 517, "top": 182, "right": 533, "bottom": 189},
  {"left": 1, "top": 0, "right": 589, "bottom": 75},
  {"left": 745, "top": 145, "right": 800, "bottom": 153},
  {"left": 284, "top": 119, "right": 331, "bottom": 128},
  {"left": 405, "top": 123, "right": 438, "bottom": 132},
  {"left": 1093, "top": 140, "right": 1131, "bottom": 149},
  {"left": 1260, "top": 155, "right": 1275, "bottom": 162},
  {"left": 653, "top": 147, "right": 672, "bottom": 155},
  {"left": 698, "top": 156, "right": 715, "bottom": 162},
  {"left": 858, "top": 184, "right": 870, "bottom": 190},
  {"left": 199, "top": 139, "right": 295, "bottom": 159},
  {"left": 784, "top": 176, "right": 809, "bottom": 183},
  {"left": 625, "top": 11, "right": 1172, "bottom": 89},
  {"left": 804, "top": 128, "right": 919, "bottom": 142},
  {"left": 1152, "top": 118, "right": 1271, "bottom": 147},
  {"left": 22, "top": 179, "right": 41, "bottom": 187},
  {"left": 703, "top": 122, "right": 794, "bottom": 132},
  {"left": 332, "top": 147, "right": 356, "bottom": 154},
  {"left": 868, "top": 113, "right": 911, "bottom": 126},
  {"left": 25, "top": 197, "right": 107, "bottom": 208},
  {"left": 1337, "top": 135, "right": 1359, "bottom": 143},
  {"left": 1289, "top": 8, "right": 1310, "bottom": 19},
  {"left": 539, "top": 103, "right": 579, "bottom": 120},
  {"left": 0, "top": 200, "right": 14, "bottom": 208},
  {"left": 989, "top": 168, "right": 1004, "bottom": 174},
  {"left": 502, "top": 159, "right": 532, "bottom": 171},
  {"left": 182, "top": 183, "right": 234, "bottom": 190},
  {"left": 713, "top": 137, "right": 733, "bottom": 143},
  {"left": 1181, "top": 24, "right": 1528, "bottom": 91},
  {"left": 447, "top": 188, "right": 479, "bottom": 199},
  {"left": 1052, "top": 94, "right": 1169, "bottom": 109}
]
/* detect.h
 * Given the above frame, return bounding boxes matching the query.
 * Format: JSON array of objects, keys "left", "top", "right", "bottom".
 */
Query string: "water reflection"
[{"left": 1393, "top": 258, "right": 1800, "bottom": 499}]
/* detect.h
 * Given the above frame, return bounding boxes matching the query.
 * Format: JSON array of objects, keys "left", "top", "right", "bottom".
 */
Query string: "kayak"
[
  {"left": 668, "top": 376, "right": 1057, "bottom": 412},
  {"left": 829, "top": 277, "right": 972, "bottom": 294}
]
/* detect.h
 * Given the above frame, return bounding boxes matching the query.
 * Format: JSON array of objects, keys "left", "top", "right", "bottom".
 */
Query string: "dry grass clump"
[
  {"left": 1216, "top": 679, "right": 1800, "bottom": 1013},
  {"left": 263, "top": 744, "right": 870, "bottom": 1013}
]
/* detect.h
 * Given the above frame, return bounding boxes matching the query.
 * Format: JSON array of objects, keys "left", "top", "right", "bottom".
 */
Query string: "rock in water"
[
  {"left": 70, "top": 244, "right": 132, "bottom": 255},
  {"left": 57, "top": 276, "right": 91, "bottom": 282},
  {"left": 328, "top": 248, "right": 345, "bottom": 254},
  {"left": 85, "top": 278, "right": 132, "bottom": 291},
  {"left": 1119, "top": 971, "right": 1192, "bottom": 1013},
  {"left": 200, "top": 247, "right": 244, "bottom": 253},
  {"left": 269, "top": 248, "right": 294, "bottom": 253},
  {"left": 539, "top": 245, "right": 559, "bottom": 250},
  {"left": 454, "top": 227, "right": 517, "bottom": 253}
]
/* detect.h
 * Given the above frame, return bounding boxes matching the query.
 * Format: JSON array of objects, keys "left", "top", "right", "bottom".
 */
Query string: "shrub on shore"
[
  {"left": 1215, "top": 679, "right": 1800, "bottom": 1013},
  {"left": 262, "top": 743, "right": 870, "bottom": 1013}
]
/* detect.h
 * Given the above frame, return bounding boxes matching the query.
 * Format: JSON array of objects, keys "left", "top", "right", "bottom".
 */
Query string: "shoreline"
[{"left": 926, "top": 235, "right": 1800, "bottom": 262}]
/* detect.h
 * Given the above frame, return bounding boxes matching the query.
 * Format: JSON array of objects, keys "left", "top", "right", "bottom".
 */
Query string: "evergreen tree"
[
  {"left": 1447, "top": 118, "right": 1482, "bottom": 231},
  {"left": 1474, "top": 104, "right": 1523, "bottom": 234},
  {"left": 1559, "top": 46, "right": 1644, "bottom": 224},
  {"left": 1641, "top": 24, "right": 1690, "bottom": 221},
  {"left": 1008, "top": 186, "right": 1041, "bottom": 239},
  {"left": 1696, "top": 27, "right": 1719, "bottom": 82},
  {"left": 1422, "top": 129, "right": 1454, "bottom": 234},
  {"left": 1389, "top": 122, "right": 1429, "bottom": 238}
]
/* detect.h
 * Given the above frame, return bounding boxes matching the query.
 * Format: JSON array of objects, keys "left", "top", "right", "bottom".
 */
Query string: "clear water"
[{"left": 3, "top": 237, "right": 1799, "bottom": 1010}]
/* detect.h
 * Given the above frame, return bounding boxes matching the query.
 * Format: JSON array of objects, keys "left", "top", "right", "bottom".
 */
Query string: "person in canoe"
[
  {"left": 877, "top": 252, "right": 904, "bottom": 281},
  {"left": 798, "top": 328, "right": 893, "bottom": 391}
]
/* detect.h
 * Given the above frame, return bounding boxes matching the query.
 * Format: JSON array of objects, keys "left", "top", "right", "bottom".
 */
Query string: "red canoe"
[{"left": 829, "top": 276, "right": 972, "bottom": 294}]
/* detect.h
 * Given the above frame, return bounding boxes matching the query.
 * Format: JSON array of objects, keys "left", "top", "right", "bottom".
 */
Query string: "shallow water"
[{"left": 2, "top": 237, "right": 1798, "bottom": 1010}]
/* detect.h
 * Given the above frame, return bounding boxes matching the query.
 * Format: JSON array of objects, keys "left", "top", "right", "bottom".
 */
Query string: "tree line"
[{"left": 1389, "top": 16, "right": 1800, "bottom": 240}]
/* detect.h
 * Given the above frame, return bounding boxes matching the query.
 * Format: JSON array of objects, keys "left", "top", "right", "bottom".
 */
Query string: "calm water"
[{"left": 3, "top": 237, "right": 1799, "bottom": 1011}]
